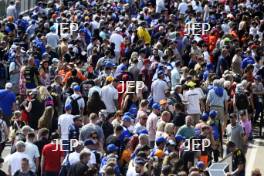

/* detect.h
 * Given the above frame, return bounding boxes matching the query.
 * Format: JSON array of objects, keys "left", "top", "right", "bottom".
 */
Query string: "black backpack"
[
  {"left": 70, "top": 96, "right": 82, "bottom": 115},
  {"left": 235, "top": 93, "right": 249, "bottom": 110}
]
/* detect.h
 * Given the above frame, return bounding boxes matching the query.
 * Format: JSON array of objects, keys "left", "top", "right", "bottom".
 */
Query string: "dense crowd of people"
[{"left": 0, "top": 0, "right": 264, "bottom": 175}]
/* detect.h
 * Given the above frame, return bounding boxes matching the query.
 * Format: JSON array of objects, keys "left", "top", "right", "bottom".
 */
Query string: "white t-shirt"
[
  {"left": 109, "top": 33, "right": 124, "bottom": 52},
  {"left": 58, "top": 113, "right": 74, "bottom": 140},
  {"left": 25, "top": 142, "right": 40, "bottom": 171},
  {"left": 63, "top": 150, "right": 96, "bottom": 166},
  {"left": 100, "top": 84, "right": 118, "bottom": 113},
  {"left": 178, "top": 2, "right": 188, "bottom": 14},
  {"left": 6, "top": 152, "right": 34, "bottom": 176},
  {"left": 151, "top": 79, "right": 168, "bottom": 103},
  {"left": 183, "top": 89, "right": 203, "bottom": 114},
  {"left": 46, "top": 32, "right": 59, "bottom": 49}
]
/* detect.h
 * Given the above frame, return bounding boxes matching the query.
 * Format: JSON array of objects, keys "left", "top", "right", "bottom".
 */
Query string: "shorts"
[{"left": 210, "top": 106, "right": 225, "bottom": 125}]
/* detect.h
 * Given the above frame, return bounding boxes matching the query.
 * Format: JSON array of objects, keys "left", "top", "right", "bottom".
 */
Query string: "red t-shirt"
[{"left": 42, "top": 143, "right": 64, "bottom": 172}]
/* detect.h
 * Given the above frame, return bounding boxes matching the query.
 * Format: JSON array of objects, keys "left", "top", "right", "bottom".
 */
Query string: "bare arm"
[{"left": 40, "top": 155, "right": 45, "bottom": 176}]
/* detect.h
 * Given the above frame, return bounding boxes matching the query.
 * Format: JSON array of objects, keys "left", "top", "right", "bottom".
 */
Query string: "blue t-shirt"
[{"left": 0, "top": 89, "right": 16, "bottom": 117}]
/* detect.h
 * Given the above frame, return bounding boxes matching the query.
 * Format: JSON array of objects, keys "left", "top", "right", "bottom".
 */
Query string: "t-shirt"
[
  {"left": 42, "top": 143, "right": 64, "bottom": 173},
  {"left": 46, "top": 32, "right": 59, "bottom": 49},
  {"left": 6, "top": 152, "right": 34, "bottom": 176},
  {"left": 100, "top": 84, "right": 118, "bottom": 113},
  {"left": 184, "top": 89, "right": 203, "bottom": 114},
  {"left": 176, "top": 125, "right": 195, "bottom": 139},
  {"left": 151, "top": 79, "right": 168, "bottom": 103},
  {"left": 58, "top": 114, "right": 74, "bottom": 140},
  {"left": 109, "top": 33, "right": 124, "bottom": 52},
  {"left": 25, "top": 142, "right": 40, "bottom": 171},
  {"left": 0, "top": 89, "right": 16, "bottom": 117},
  {"left": 226, "top": 123, "right": 245, "bottom": 151}
]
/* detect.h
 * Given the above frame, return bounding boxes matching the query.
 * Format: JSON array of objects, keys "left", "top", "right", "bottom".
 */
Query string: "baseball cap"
[
  {"left": 167, "top": 140, "right": 176, "bottom": 146},
  {"left": 107, "top": 144, "right": 119, "bottom": 153},
  {"left": 209, "top": 110, "right": 217, "bottom": 118},
  {"left": 105, "top": 61, "right": 115, "bottom": 68},
  {"left": 73, "top": 85, "right": 81, "bottom": 91},
  {"left": 175, "top": 135, "right": 186, "bottom": 142},
  {"left": 196, "top": 161, "right": 205, "bottom": 170},
  {"left": 134, "top": 157, "right": 145, "bottom": 165},
  {"left": 152, "top": 103, "right": 160, "bottom": 110},
  {"left": 158, "top": 70, "right": 164, "bottom": 76},
  {"left": 64, "top": 103, "right": 72, "bottom": 111},
  {"left": 52, "top": 58, "right": 60, "bottom": 63},
  {"left": 156, "top": 136, "right": 166, "bottom": 144},
  {"left": 201, "top": 112, "right": 209, "bottom": 121},
  {"left": 122, "top": 115, "right": 132, "bottom": 122},
  {"left": 137, "top": 129, "right": 148, "bottom": 135}
]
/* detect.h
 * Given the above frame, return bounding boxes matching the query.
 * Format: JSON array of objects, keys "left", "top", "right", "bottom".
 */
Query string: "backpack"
[
  {"left": 235, "top": 93, "right": 249, "bottom": 110},
  {"left": 70, "top": 96, "right": 82, "bottom": 115}
]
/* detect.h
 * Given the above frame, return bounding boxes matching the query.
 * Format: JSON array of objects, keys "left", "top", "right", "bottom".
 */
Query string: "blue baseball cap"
[
  {"left": 124, "top": 112, "right": 133, "bottom": 117},
  {"left": 65, "top": 103, "right": 72, "bottom": 111},
  {"left": 156, "top": 136, "right": 166, "bottom": 144},
  {"left": 196, "top": 161, "right": 205, "bottom": 170},
  {"left": 73, "top": 85, "right": 81, "bottom": 91},
  {"left": 50, "top": 26, "right": 56, "bottom": 32},
  {"left": 158, "top": 70, "right": 164, "bottom": 76},
  {"left": 152, "top": 103, "right": 160, "bottom": 110},
  {"left": 201, "top": 112, "right": 209, "bottom": 121},
  {"left": 107, "top": 144, "right": 118, "bottom": 153},
  {"left": 129, "top": 107, "right": 138, "bottom": 116},
  {"left": 105, "top": 61, "right": 115, "bottom": 68},
  {"left": 175, "top": 135, "right": 186, "bottom": 142},
  {"left": 209, "top": 110, "right": 217, "bottom": 118},
  {"left": 122, "top": 115, "right": 132, "bottom": 122}
]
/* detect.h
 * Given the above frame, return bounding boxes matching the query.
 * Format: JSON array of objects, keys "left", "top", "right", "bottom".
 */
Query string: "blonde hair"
[
  {"left": 157, "top": 121, "right": 166, "bottom": 132},
  {"left": 39, "top": 86, "right": 51, "bottom": 101},
  {"left": 164, "top": 123, "right": 175, "bottom": 135}
]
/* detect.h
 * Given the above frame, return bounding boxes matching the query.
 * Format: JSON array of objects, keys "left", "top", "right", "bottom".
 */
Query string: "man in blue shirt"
[{"left": 0, "top": 82, "right": 16, "bottom": 126}]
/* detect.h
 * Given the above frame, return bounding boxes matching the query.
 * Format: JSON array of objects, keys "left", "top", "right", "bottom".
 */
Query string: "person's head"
[
  {"left": 164, "top": 123, "right": 175, "bottom": 136},
  {"left": 16, "top": 141, "right": 26, "bottom": 152},
  {"left": 73, "top": 115, "right": 82, "bottom": 127},
  {"left": 185, "top": 116, "right": 193, "bottom": 126},
  {"left": 226, "top": 141, "right": 236, "bottom": 152},
  {"left": 37, "top": 128, "right": 49, "bottom": 140},
  {"left": 152, "top": 103, "right": 161, "bottom": 114},
  {"left": 28, "top": 57, "right": 35, "bottom": 66},
  {"left": 91, "top": 91, "right": 101, "bottom": 100},
  {"left": 89, "top": 113, "right": 99, "bottom": 123},
  {"left": 114, "top": 110, "right": 123, "bottom": 120},
  {"left": 122, "top": 115, "right": 132, "bottom": 128},
  {"left": 50, "top": 132, "right": 60, "bottom": 142},
  {"left": 64, "top": 103, "right": 72, "bottom": 114},
  {"left": 156, "top": 136, "right": 166, "bottom": 149},
  {"left": 138, "top": 134, "right": 149, "bottom": 146},
  {"left": 161, "top": 111, "right": 171, "bottom": 122},
  {"left": 230, "top": 113, "right": 237, "bottom": 125},
  {"left": 134, "top": 157, "right": 145, "bottom": 173},
  {"left": 73, "top": 141, "right": 84, "bottom": 153},
  {"left": 239, "top": 110, "right": 247, "bottom": 121},
  {"left": 73, "top": 85, "right": 81, "bottom": 93},
  {"left": 114, "top": 125, "right": 123, "bottom": 136},
  {"left": 99, "top": 109, "right": 108, "bottom": 121},
  {"left": 107, "top": 144, "right": 119, "bottom": 154},
  {"left": 79, "top": 149, "right": 91, "bottom": 164},
  {"left": 21, "top": 126, "right": 34, "bottom": 137},
  {"left": 139, "top": 99, "right": 148, "bottom": 111},
  {"left": 26, "top": 132, "right": 35, "bottom": 142},
  {"left": 138, "top": 112, "right": 148, "bottom": 126},
  {"left": 21, "top": 158, "right": 30, "bottom": 172}
]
